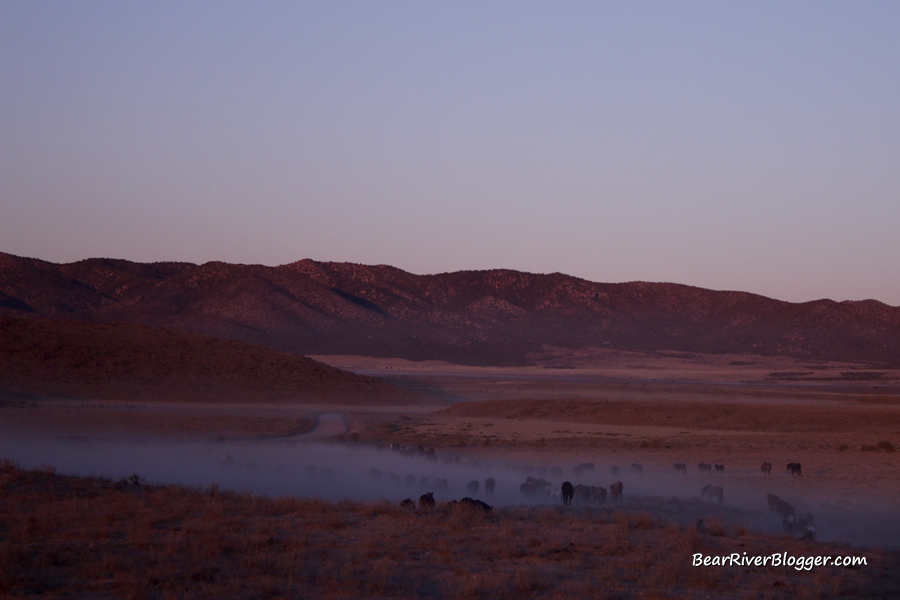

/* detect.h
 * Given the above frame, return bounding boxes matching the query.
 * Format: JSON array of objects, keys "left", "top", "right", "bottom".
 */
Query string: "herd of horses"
[
  {"left": 383, "top": 446, "right": 809, "bottom": 536},
  {"left": 399, "top": 460, "right": 803, "bottom": 511},
  {"left": 401, "top": 488, "right": 814, "bottom": 543},
  {"left": 400, "top": 491, "right": 493, "bottom": 513},
  {"left": 674, "top": 461, "right": 796, "bottom": 476},
  {"left": 559, "top": 480, "right": 622, "bottom": 506}
]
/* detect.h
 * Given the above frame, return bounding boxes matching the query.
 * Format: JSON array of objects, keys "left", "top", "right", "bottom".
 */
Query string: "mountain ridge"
[{"left": 2, "top": 251, "right": 898, "bottom": 366}]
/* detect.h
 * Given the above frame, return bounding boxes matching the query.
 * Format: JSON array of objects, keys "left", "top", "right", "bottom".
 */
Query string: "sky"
[{"left": 2, "top": 2, "right": 899, "bottom": 306}]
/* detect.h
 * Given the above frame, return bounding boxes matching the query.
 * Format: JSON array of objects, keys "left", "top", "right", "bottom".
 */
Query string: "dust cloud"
[
  {"left": 0, "top": 423, "right": 547, "bottom": 505},
  {"left": 0, "top": 421, "right": 894, "bottom": 550}
]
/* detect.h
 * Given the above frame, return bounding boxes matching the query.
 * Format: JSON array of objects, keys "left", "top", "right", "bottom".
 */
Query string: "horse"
[
  {"left": 457, "top": 497, "right": 492, "bottom": 513},
  {"left": 573, "top": 462, "right": 595, "bottom": 477},
  {"left": 574, "top": 484, "right": 592, "bottom": 504},
  {"left": 787, "top": 462, "right": 802, "bottom": 476},
  {"left": 521, "top": 476, "right": 553, "bottom": 500},
  {"left": 783, "top": 510, "right": 815, "bottom": 539},
  {"left": 590, "top": 486, "right": 607, "bottom": 503},
  {"left": 768, "top": 494, "right": 794, "bottom": 517},
  {"left": 761, "top": 462, "right": 772, "bottom": 475},
  {"left": 701, "top": 484, "right": 724, "bottom": 503},
  {"left": 610, "top": 481, "right": 624, "bottom": 502},
  {"left": 561, "top": 481, "right": 575, "bottom": 506}
]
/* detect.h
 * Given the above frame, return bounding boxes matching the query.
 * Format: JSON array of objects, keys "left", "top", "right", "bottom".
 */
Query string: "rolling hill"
[{"left": 0, "top": 317, "right": 421, "bottom": 404}]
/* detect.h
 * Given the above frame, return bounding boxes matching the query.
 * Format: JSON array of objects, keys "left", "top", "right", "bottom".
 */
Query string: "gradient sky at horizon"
[{"left": 2, "top": 2, "right": 899, "bottom": 305}]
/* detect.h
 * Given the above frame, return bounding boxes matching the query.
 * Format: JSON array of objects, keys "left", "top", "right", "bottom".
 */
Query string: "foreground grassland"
[{"left": 1, "top": 462, "right": 896, "bottom": 600}]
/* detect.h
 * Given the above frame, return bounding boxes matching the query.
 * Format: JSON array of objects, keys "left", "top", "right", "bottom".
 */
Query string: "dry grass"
[
  {"left": 1, "top": 461, "right": 896, "bottom": 600},
  {"left": 3, "top": 355, "right": 899, "bottom": 598}
]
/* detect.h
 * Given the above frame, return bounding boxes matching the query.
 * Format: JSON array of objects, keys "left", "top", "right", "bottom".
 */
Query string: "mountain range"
[{"left": 2, "top": 251, "right": 898, "bottom": 366}]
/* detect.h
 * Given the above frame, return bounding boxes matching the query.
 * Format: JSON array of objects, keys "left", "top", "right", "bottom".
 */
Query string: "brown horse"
[
  {"left": 590, "top": 486, "right": 607, "bottom": 503},
  {"left": 610, "top": 481, "right": 624, "bottom": 502}
]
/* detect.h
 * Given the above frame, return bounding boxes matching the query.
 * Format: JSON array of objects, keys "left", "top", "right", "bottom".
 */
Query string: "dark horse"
[
  {"left": 787, "top": 462, "right": 802, "bottom": 476},
  {"left": 457, "top": 497, "right": 492, "bottom": 513},
  {"left": 561, "top": 481, "right": 575, "bottom": 506},
  {"left": 419, "top": 492, "right": 436, "bottom": 509}
]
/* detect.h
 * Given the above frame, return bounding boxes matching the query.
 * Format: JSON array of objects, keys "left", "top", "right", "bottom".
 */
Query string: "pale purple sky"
[{"left": 2, "top": 2, "right": 899, "bottom": 305}]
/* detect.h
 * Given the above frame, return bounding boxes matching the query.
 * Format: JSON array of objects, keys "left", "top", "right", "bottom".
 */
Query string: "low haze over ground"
[{"left": 2, "top": 2, "right": 899, "bottom": 305}]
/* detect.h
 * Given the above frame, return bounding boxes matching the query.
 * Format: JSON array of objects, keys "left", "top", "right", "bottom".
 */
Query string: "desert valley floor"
[{"left": 2, "top": 349, "right": 899, "bottom": 598}]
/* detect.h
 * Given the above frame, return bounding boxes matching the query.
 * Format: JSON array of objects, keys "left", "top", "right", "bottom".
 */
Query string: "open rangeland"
[
  {"left": 1, "top": 461, "right": 896, "bottom": 600},
  {"left": 1, "top": 350, "right": 899, "bottom": 598}
]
